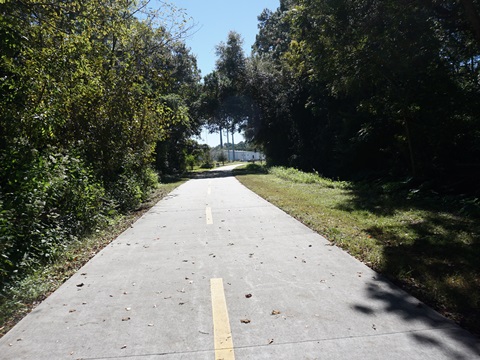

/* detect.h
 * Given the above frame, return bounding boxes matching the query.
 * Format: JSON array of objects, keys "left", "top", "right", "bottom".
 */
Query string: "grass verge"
[
  {"left": 0, "top": 179, "right": 185, "bottom": 338},
  {"left": 234, "top": 165, "right": 480, "bottom": 336}
]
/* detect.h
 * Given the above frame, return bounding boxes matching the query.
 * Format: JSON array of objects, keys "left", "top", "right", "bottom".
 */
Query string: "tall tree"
[
  {"left": 202, "top": 31, "right": 248, "bottom": 157},
  {"left": 246, "top": 0, "right": 480, "bottom": 185}
]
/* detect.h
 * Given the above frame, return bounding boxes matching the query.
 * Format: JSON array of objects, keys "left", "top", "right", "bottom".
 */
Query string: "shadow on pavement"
[
  {"left": 189, "top": 170, "right": 236, "bottom": 179},
  {"left": 335, "top": 181, "right": 480, "bottom": 335},
  {"left": 352, "top": 276, "right": 480, "bottom": 359}
]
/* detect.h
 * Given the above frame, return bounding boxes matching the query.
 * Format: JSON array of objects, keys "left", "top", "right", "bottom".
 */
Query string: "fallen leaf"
[
  {"left": 268, "top": 339, "right": 274, "bottom": 345},
  {"left": 241, "top": 319, "right": 251, "bottom": 324},
  {"left": 271, "top": 310, "right": 281, "bottom": 315},
  {"left": 122, "top": 317, "right": 130, "bottom": 321},
  {"left": 148, "top": 324, "right": 154, "bottom": 327},
  {"left": 125, "top": 307, "right": 131, "bottom": 311},
  {"left": 69, "top": 309, "right": 76, "bottom": 313},
  {"left": 121, "top": 345, "right": 127, "bottom": 349},
  {"left": 76, "top": 283, "right": 84, "bottom": 287},
  {"left": 245, "top": 294, "right": 252, "bottom": 298},
  {"left": 372, "top": 324, "right": 377, "bottom": 330},
  {"left": 80, "top": 273, "right": 87, "bottom": 276}
]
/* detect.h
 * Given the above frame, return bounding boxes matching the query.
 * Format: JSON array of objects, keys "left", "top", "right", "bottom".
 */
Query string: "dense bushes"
[
  {"left": 0, "top": 1, "right": 201, "bottom": 288},
  {"left": 0, "top": 144, "right": 109, "bottom": 284}
]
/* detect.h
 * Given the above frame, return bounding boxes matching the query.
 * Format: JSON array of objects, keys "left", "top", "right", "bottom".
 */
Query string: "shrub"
[
  {"left": 0, "top": 143, "right": 109, "bottom": 287},
  {"left": 108, "top": 167, "right": 159, "bottom": 213},
  {"left": 269, "top": 167, "right": 350, "bottom": 189}
]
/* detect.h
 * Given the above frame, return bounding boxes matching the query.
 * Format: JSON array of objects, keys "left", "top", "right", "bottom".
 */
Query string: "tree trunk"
[
  {"left": 404, "top": 118, "right": 417, "bottom": 178},
  {"left": 226, "top": 130, "right": 230, "bottom": 161},
  {"left": 219, "top": 123, "right": 223, "bottom": 148},
  {"left": 232, "top": 127, "right": 236, "bottom": 162}
]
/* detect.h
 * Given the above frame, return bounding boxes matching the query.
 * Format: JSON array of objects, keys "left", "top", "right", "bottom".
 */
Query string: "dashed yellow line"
[
  {"left": 210, "top": 278, "right": 235, "bottom": 360},
  {"left": 206, "top": 207, "right": 213, "bottom": 225}
]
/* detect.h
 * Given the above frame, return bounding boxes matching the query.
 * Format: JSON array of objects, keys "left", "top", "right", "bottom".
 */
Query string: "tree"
[
  {"left": 0, "top": 0, "right": 202, "bottom": 285},
  {"left": 201, "top": 31, "right": 249, "bottom": 159},
  {"left": 245, "top": 0, "right": 480, "bottom": 186}
]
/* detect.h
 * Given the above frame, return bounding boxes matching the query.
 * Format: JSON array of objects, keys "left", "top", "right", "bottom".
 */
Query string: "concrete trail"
[{"left": 1, "top": 165, "right": 479, "bottom": 359}]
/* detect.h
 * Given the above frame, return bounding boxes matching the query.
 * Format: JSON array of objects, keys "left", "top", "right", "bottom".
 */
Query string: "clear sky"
[
  {"left": 156, "top": 0, "right": 280, "bottom": 76},
  {"left": 148, "top": 0, "right": 280, "bottom": 146}
]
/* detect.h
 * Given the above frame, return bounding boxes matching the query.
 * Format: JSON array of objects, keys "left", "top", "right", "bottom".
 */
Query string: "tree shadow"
[
  {"left": 188, "top": 170, "right": 236, "bottom": 179},
  {"left": 335, "top": 181, "right": 480, "bottom": 335},
  {"left": 351, "top": 276, "right": 480, "bottom": 359}
]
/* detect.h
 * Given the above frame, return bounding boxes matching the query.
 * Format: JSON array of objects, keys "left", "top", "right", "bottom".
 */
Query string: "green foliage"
[
  {"left": 0, "top": 0, "right": 201, "bottom": 288},
  {"left": 244, "top": 0, "right": 480, "bottom": 191},
  {"left": 269, "top": 167, "right": 350, "bottom": 189},
  {"left": 200, "top": 31, "right": 249, "bottom": 145},
  {"left": 0, "top": 143, "right": 109, "bottom": 284},
  {"left": 216, "top": 151, "right": 227, "bottom": 165},
  {"left": 185, "top": 154, "right": 197, "bottom": 170}
]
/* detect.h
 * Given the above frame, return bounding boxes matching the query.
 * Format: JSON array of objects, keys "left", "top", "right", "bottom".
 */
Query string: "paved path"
[{"left": 1, "top": 165, "right": 479, "bottom": 359}]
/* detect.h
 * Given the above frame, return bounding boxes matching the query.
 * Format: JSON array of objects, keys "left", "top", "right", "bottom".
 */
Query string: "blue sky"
[
  {"left": 149, "top": 0, "right": 280, "bottom": 146},
  {"left": 155, "top": 0, "right": 280, "bottom": 76}
]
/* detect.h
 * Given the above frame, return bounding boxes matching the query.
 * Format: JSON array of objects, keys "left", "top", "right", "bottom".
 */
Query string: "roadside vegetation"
[
  {"left": 0, "top": 179, "right": 184, "bottom": 337},
  {"left": 1, "top": 1, "right": 201, "bottom": 303},
  {"left": 235, "top": 165, "right": 480, "bottom": 336}
]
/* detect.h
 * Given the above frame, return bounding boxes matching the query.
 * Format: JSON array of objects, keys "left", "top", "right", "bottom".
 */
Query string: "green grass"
[
  {"left": 234, "top": 166, "right": 480, "bottom": 335},
  {"left": 0, "top": 179, "right": 185, "bottom": 337}
]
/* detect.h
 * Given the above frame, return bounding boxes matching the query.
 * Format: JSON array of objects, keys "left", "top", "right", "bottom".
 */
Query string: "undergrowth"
[{"left": 0, "top": 179, "right": 184, "bottom": 337}]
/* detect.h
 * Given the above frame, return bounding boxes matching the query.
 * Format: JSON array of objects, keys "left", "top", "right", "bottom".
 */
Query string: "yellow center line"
[
  {"left": 210, "top": 278, "right": 235, "bottom": 360},
  {"left": 206, "top": 207, "right": 213, "bottom": 225}
]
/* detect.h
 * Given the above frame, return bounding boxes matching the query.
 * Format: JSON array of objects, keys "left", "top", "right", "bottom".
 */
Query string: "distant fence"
[{"left": 211, "top": 149, "right": 265, "bottom": 162}]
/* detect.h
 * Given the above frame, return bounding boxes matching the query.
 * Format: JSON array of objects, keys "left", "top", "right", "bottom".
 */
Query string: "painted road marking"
[
  {"left": 206, "top": 206, "right": 213, "bottom": 225},
  {"left": 210, "top": 278, "right": 235, "bottom": 360},
  {"left": 208, "top": 186, "right": 211, "bottom": 195}
]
